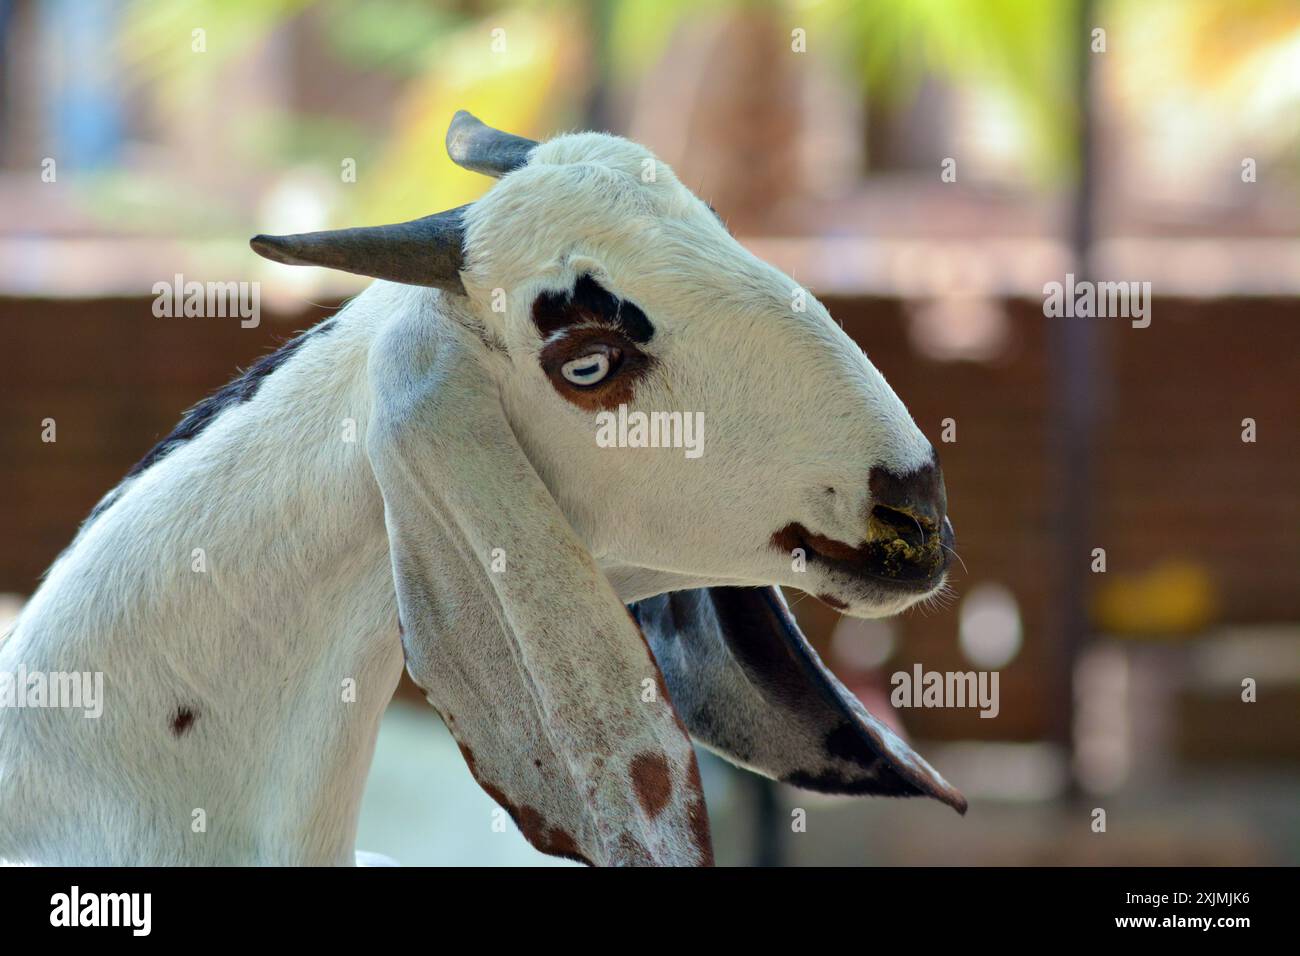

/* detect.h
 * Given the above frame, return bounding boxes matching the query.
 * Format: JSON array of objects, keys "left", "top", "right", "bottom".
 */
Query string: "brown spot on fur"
[
  {"left": 447, "top": 614, "right": 712, "bottom": 866},
  {"left": 170, "top": 707, "right": 196, "bottom": 737},
  {"left": 649, "top": 666, "right": 671, "bottom": 705},
  {"left": 517, "top": 806, "right": 546, "bottom": 842},
  {"left": 624, "top": 604, "right": 714, "bottom": 864},
  {"left": 455, "top": 741, "right": 478, "bottom": 775},
  {"left": 512, "top": 801, "right": 595, "bottom": 866},
  {"left": 683, "top": 758, "right": 715, "bottom": 865},
  {"left": 544, "top": 827, "right": 585, "bottom": 861},
  {"left": 617, "top": 833, "right": 653, "bottom": 864},
  {"left": 688, "top": 798, "right": 715, "bottom": 866},
  {"left": 629, "top": 751, "right": 673, "bottom": 819},
  {"left": 622, "top": 607, "right": 682, "bottom": 727},
  {"left": 686, "top": 756, "right": 704, "bottom": 792},
  {"left": 451, "top": 737, "right": 596, "bottom": 865}
]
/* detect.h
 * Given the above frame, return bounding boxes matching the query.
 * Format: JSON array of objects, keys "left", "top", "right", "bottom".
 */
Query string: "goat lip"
[
  {"left": 818, "top": 546, "right": 948, "bottom": 591},
  {"left": 772, "top": 522, "right": 859, "bottom": 565},
  {"left": 772, "top": 521, "right": 949, "bottom": 593},
  {"left": 839, "top": 563, "right": 947, "bottom": 594},
  {"left": 810, "top": 553, "right": 950, "bottom": 604}
]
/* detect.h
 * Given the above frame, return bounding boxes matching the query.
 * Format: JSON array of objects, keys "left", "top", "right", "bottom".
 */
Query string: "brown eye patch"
[{"left": 539, "top": 326, "right": 653, "bottom": 412}]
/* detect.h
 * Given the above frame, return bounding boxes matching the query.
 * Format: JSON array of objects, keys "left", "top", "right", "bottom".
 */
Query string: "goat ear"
[
  {"left": 631, "top": 587, "right": 967, "bottom": 814},
  {"left": 446, "top": 110, "right": 538, "bottom": 178},
  {"left": 366, "top": 316, "right": 712, "bottom": 866}
]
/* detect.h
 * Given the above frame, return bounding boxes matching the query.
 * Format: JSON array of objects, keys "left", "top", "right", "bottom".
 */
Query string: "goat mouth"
[{"left": 771, "top": 521, "right": 950, "bottom": 595}]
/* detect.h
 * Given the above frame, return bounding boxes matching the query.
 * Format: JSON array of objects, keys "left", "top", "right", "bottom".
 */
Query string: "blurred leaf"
[
  {"left": 347, "top": 7, "right": 584, "bottom": 224},
  {"left": 806, "top": 0, "right": 1077, "bottom": 177},
  {"left": 119, "top": 0, "right": 313, "bottom": 109},
  {"left": 236, "top": 109, "right": 372, "bottom": 167},
  {"left": 317, "top": 0, "right": 467, "bottom": 72}
]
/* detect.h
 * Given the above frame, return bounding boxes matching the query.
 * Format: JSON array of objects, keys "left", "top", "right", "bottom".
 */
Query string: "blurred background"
[{"left": 1, "top": 0, "right": 1297, "bottom": 865}]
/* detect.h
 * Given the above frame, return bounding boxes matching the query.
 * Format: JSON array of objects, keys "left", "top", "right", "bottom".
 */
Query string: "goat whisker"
[{"left": 938, "top": 541, "right": 968, "bottom": 576}]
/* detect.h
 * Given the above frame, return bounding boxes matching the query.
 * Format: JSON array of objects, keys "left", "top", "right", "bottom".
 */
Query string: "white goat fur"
[{"left": 0, "top": 130, "right": 947, "bottom": 865}]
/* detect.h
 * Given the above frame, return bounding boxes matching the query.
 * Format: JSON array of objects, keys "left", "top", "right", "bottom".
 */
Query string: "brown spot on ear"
[
  {"left": 622, "top": 608, "right": 678, "bottom": 716},
  {"left": 517, "top": 806, "right": 546, "bottom": 842},
  {"left": 629, "top": 751, "right": 673, "bottom": 819},
  {"left": 170, "top": 707, "right": 196, "bottom": 737},
  {"left": 455, "top": 741, "right": 478, "bottom": 774},
  {"left": 617, "top": 833, "right": 653, "bottom": 864},
  {"left": 688, "top": 798, "right": 715, "bottom": 866},
  {"left": 625, "top": 605, "right": 714, "bottom": 864},
  {"left": 451, "top": 736, "right": 596, "bottom": 865},
  {"left": 544, "top": 827, "right": 586, "bottom": 862},
  {"left": 683, "top": 759, "right": 715, "bottom": 865},
  {"left": 506, "top": 798, "right": 596, "bottom": 866}
]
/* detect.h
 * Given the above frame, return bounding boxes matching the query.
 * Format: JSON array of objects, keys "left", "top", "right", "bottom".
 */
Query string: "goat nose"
[{"left": 867, "top": 457, "right": 948, "bottom": 548}]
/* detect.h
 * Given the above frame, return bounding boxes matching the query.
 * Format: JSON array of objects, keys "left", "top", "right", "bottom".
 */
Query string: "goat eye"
[{"left": 560, "top": 350, "right": 615, "bottom": 387}]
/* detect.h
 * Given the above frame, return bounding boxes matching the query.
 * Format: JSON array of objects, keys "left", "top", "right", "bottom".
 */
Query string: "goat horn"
[
  {"left": 249, "top": 205, "right": 469, "bottom": 293},
  {"left": 446, "top": 110, "right": 538, "bottom": 178}
]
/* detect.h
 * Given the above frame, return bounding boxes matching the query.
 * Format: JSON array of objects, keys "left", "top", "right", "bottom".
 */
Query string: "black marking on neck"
[{"left": 85, "top": 319, "right": 337, "bottom": 526}]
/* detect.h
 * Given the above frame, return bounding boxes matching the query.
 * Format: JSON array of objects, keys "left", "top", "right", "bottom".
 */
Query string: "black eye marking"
[{"left": 532, "top": 274, "right": 654, "bottom": 343}]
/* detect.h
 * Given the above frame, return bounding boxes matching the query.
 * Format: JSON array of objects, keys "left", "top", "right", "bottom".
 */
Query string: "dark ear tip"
[
  {"left": 446, "top": 110, "right": 537, "bottom": 178},
  {"left": 446, "top": 110, "right": 482, "bottom": 157},
  {"left": 920, "top": 776, "right": 967, "bottom": 815}
]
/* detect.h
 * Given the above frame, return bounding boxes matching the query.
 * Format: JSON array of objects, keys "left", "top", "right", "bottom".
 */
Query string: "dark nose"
[{"left": 867, "top": 455, "right": 948, "bottom": 549}]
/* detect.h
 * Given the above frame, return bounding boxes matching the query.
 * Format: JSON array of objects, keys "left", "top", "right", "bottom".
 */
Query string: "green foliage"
[
  {"left": 106, "top": 0, "right": 1300, "bottom": 227},
  {"left": 317, "top": 0, "right": 468, "bottom": 72}
]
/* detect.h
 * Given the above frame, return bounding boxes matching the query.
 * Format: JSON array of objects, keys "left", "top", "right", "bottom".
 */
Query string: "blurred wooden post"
[
  {"left": 752, "top": 772, "right": 783, "bottom": 866},
  {"left": 1050, "top": 0, "right": 1101, "bottom": 799}
]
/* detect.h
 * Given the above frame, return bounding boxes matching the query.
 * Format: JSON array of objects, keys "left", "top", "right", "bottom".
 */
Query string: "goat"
[{"left": 0, "top": 112, "right": 964, "bottom": 866}]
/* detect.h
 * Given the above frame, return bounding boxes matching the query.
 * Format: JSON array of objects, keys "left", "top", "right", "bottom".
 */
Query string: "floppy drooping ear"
[
  {"left": 631, "top": 587, "right": 967, "bottom": 813},
  {"left": 366, "top": 315, "right": 712, "bottom": 867}
]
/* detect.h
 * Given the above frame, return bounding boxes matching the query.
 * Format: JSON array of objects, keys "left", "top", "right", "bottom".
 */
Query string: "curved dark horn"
[
  {"left": 446, "top": 110, "right": 538, "bottom": 178},
  {"left": 250, "top": 204, "right": 469, "bottom": 293}
]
